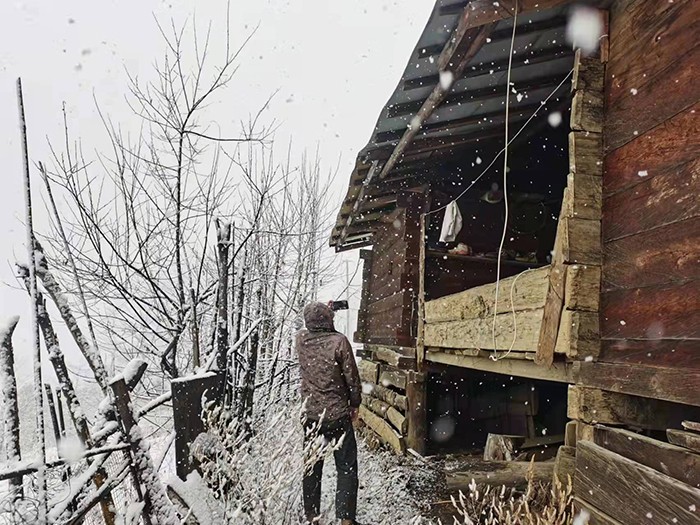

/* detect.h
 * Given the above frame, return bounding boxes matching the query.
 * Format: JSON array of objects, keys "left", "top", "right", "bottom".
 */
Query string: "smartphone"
[{"left": 329, "top": 300, "right": 349, "bottom": 311}]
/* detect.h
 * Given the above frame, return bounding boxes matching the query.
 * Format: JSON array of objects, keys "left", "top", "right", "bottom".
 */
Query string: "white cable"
[
  {"left": 490, "top": 266, "right": 536, "bottom": 361},
  {"left": 492, "top": 2, "right": 519, "bottom": 355}
]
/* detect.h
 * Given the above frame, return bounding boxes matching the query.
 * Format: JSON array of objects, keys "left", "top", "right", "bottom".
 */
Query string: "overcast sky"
[{"left": 0, "top": 0, "right": 433, "bottom": 378}]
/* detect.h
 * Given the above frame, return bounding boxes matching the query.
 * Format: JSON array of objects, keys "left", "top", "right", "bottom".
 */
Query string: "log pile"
[{"left": 356, "top": 346, "right": 422, "bottom": 454}]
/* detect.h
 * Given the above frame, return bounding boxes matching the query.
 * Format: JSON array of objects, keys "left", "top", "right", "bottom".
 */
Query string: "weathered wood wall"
[
  {"left": 355, "top": 191, "right": 424, "bottom": 347},
  {"left": 591, "top": 0, "right": 700, "bottom": 406}
]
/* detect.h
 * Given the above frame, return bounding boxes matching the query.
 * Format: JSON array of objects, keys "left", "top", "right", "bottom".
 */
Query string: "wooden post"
[
  {"left": 111, "top": 377, "right": 180, "bottom": 525},
  {"left": 215, "top": 220, "right": 232, "bottom": 372},
  {"left": 406, "top": 370, "right": 427, "bottom": 455},
  {"left": 416, "top": 213, "right": 427, "bottom": 369}
]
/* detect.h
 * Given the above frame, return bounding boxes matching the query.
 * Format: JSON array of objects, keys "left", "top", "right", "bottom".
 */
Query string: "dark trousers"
[{"left": 302, "top": 416, "right": 358, "bottom": 521}]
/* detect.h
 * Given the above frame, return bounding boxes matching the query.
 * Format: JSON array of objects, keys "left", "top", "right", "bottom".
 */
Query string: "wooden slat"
[
  {"left": 575, "top": 440, "right": 700, "bottom": 525},
  {"left": 569, "top": 131, "right": 603, "bottom": 177},
  {"left": 599, "top": 339, "right": 700, "bottom": 370},
  {"left": 594, "top": 426, "right": 700, "bottom": 489},
  {"left": 602, "top": 217, "right": 700, "bottom": 293},
  {"left": 667, "top": 429, "right": 700, "bottom": 455},
  {"left": 359, "top": 405, "right": 405, "bottom": 454},
  {"left": 424, "top": 308, "right": 545, "bottom": 352},
  {"left": 405, "top": 371, "right": 427, "bottom": 455},
  {"left": 603, "top": 159, "right": 699, "bottom": 243},
  {"left": 568, "top": 386, "right": 700, "bottom": 431},
  {"left": 424, "top": 266, "right": 549, "bottom": 323},
  {"left": 605, "top": 0, "right": 700, "bottom": 151},
  {"left": 575, "top": 361, "right": 700, "bottom": 407},
  {"left": 601, "top": 281, "right": 700, "bottom": 340},
  {"left": 553, "top": 445, "right": 576, "bottom": 485},
  {"left": 555, "top": 310, "right": 600, "bottom": 360},
  {"left": 603, "top": 102, "right": 700, "bottom": 197},
  {"left": 564, "top": 264, "right": 601, "bottom": 312},
  {"left": 683, "top": 421, "right": 700, "bottom": 433},
  {"left": 426, "top": 350, "right": 573, "bottom": 383},
  {"left": 572, "top": 498, "right": 625, "bottom": 525}
]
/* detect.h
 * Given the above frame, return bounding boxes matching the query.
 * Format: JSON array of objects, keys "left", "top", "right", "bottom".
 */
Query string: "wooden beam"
[
  {"left": 594, "top": 425, "right": 700, "bottom": 489},
  {"left": 372, "top": 384, "right": 407, "bottom": 413},
  {"left": 438, "top": 0, "right": 569, "bottom": 29},
  {"left": 555, "top": 310, "right": 600, "bottom": 360},
  {"left": 567, "top": 386, "right": 700, "bottom": 430},
  {"left": 424, "top": 266, "right": 549, "bottom": 323},
  {"left": 446, "top": 461, "right": 555, "bottom": 490},
  {"left": 564, "top": 264, "right": 601, "bottom": 312},
  {"left": 379, "top": 14, "right": 494, "bottom": 179},
  {"left": 553, "top": 445, "right": 576, "bottom": 485},
  {"left": 369, "top": 345, "right": 416, "bottom": 370},
  {"left": 575, "top": 361, "right": 700, "bottom": 407},
  {"left": 426, "top": 350, "right": 573, "bottom": 383},
  {"left": 575, "top": 440, "right": 700, "bottom": 525},
  {"left": 379, "top": 366, "right": 408, "bottom": 390},
  {"left": 667, "top": 429, "right": 700, "bottom": 455},
  {"left": 406, "top": 371, "right": 427, "bottom": 455},
  {"left": 572, "top": 498, "right": 625, "bottom": 525},
  {"left": 569, "top": 131, "right": 603, "bottom": 177}
]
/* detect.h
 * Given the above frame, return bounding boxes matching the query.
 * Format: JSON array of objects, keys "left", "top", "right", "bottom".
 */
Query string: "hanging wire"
[{"left": 492, "top": 1, "right": 519, "bottom": 356}]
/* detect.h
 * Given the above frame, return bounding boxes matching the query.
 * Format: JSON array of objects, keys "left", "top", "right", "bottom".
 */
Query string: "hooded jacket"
[{"left": 295, "top": 302, "right": 362, "bottom": 422}]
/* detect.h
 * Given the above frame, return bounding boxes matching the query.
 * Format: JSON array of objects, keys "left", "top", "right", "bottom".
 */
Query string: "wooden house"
[{"left": 332, "top": 0, "right": 700, "bottom": 521}]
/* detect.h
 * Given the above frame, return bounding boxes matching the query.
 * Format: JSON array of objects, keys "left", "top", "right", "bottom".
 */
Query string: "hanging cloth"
[{"left": 439, "top": 200, "right": 463, "bottom": 243}]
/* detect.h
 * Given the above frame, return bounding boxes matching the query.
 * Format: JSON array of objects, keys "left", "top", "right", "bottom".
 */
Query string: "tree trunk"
[{"left": 0, "top": 316, "right": 23, "bottom": 497}]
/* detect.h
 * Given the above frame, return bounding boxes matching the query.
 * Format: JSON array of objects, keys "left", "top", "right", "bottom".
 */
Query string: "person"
[{"left": 296, "top": 301, "right": 362, "bottom": 525}]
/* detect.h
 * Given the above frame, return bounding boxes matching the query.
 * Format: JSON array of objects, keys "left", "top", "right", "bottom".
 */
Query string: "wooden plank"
[
  {"left": 562, "top": 173, "right": 602, "bottom": 221},
  {"left": 573, "top": 498, "right": 624, "bottom": 525},
  {"left": 667, "top": 429, "right": 700, "bottom": 455},
  {"left": 387, "top": 406, "right": 408, "bottom": 435},
  {"left": 599, "top": 339, "right": 700, "bottom": 370},
  {"left": 357, "top": 359, "right": 379, "bottom": 385},
  {"left": 483, "top": 434, "right": 525, "bottom": 461},
  {"left": 553, "top": 445, "right": 576, "bottom": 485},
  {"left": 417, "top": 212, "right": 427, "bottom": 369},
  {"left": 424, "top": 308, "right": 545, "bottom": 352},
  {"left": 565, "top": 420, "right": 577, "bottom": 447},
  {"left": 683, "top": 421, "right": 700, "bottom": 433},
  {"left": 569, "top": 131, "right": 603, "bottom": 177},
  {"left": 571, "top": 89, "right": 603, "bottom": 133},
  {"left": 426, "top": 350, "right": 573, "bottom": 383},
  {"left": 379, "top": 365, "right": 407, "bottom": 391},
  {"left": 576, "top": 361, "right": 700, "bottom": 407},
  {"left": 405, "top": 371, "right": 427, "bottom": 455},
  {"left": 536, "top": 206, "right": 569, "bottom": 365},
  {"left": 555, "top": 310, "right": 600, "bottom": 360},
  {"left": 572, "top": 49, "right": 605, "bottom": 93},
  {"left": 568, "top": 386, "right": 700, "bottom": 431},
  {"left": 446, "top": 461, "right": 555, "bottom": 490},
  {"left": 605, "top": 0, "right": 700, "bottom": 151},
  {"left": 560, "top": 217, "right": 602, "bottom": 265},
  {"left": 603, "top": 158, "right": 699, "bottom": 243},
  {"left": 601, "top": 281, "right": 700, "bottom": 340},
  {"left": 575, "top": 440, "right": 700, "bottom": 525},
  {"left": 603, "top": 102, "right": 700, "bottom": 196},
  {"left": 564, "top": 264, "right": 601, "bottom": 312},
  {"left": 602, "top": 217, "right": 700, "bottom": 292},
  {"left": 359, "top": 405, "right": 405, "bottom": 454},
  {"left": 424, "top": 266, "right": 549, "bottom": 323},
  {"left": 370, "top": 345, "right": 416, "bottom": 370},
  {"left": 372, "top": 384, "right": 407, "bottom": 412},
  {"left": 594, "top": 426, "right": 700, "bottom": 489}
]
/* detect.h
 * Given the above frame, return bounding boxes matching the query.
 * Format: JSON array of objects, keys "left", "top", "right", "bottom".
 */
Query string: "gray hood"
[{"left": 303, "top": 302, "right": 336, "bottom": 332}]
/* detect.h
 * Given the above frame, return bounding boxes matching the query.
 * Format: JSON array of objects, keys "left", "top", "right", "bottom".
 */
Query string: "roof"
[{"left": 330, "top": 0, "right": 579, "bottom": 251}]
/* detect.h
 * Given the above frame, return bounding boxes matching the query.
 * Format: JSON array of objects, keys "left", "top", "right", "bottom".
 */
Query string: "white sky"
[{"left": 0, "top": 0, "right": 434, "bottom": 378}]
